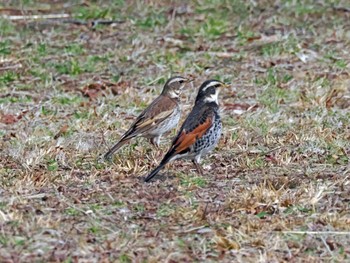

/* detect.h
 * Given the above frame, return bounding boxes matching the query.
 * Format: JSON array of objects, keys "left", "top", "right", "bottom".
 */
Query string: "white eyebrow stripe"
[
  {"left": 202, "top": 81, "right": 222, "bottom": 91},
  {"left": 168, "top": 77, "right": 186, "bottom": 85}
]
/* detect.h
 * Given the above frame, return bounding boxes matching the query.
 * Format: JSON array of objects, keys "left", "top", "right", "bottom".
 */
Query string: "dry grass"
[{"left": 0, "top": 0, "right": 349, "bottom": 262}]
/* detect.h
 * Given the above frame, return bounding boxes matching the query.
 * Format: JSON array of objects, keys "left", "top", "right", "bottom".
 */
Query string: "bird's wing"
[
  {"left": 124, "top": 95, "right": 178, "bottom": 138},
  {"left": 171, "top": 103, "right": 214, "bottom": 155}
]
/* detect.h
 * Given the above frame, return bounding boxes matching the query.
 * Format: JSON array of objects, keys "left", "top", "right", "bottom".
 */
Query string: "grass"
[{"left": 0, "top": 0, "right": 350, "bottom": 262}]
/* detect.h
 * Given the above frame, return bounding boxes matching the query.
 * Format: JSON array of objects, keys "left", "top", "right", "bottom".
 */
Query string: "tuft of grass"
[
  {"left": 180, "top": 175, "right": 207, "bottom": 188},
  {"left": 0, "top": 71, "right": 18, "bottom": 86},
  {"left": 135, "top": 12, "right": 167, "bottom": 29},
  {"left": 0, "top": 40, "right": 12, "bottom": 55},
  {"left": 156, "top": 203, "right": 175, "bottom": 217},
  {"left": 200, "top": 17, "right": 228, "bottom": 40}
]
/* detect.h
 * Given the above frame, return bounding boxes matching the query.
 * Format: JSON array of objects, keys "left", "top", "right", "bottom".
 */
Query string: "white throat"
[
  {"left": 169, "top": 90, "right": 180, "bottom": 99},
  {"left": 204, "top": 91, "right": 219, "bottom": 104},
  {"left": 168, "top": 84, "right": 184, "bottom": 99}
]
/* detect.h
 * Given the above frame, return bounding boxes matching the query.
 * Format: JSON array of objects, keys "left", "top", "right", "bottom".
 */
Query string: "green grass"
[
  {"left": 180, "top": 175, "right": 207, "bottom": 188},
  {"left": 0, "top": 0, "right": 349, "bottom": 262},
  {"left": 0, "top": 71, "right": 18, "bottom": 85},
  {"left": 0, "top": 39, "right": 12, "bottom": 55}
]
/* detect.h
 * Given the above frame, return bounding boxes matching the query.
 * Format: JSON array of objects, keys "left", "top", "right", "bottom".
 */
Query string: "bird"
[
  {"left": 104, "top": 76, "right": 191, "bottom": 160},
  {"left": 144, "top": 79, "right": 228, "bottom": 182}
]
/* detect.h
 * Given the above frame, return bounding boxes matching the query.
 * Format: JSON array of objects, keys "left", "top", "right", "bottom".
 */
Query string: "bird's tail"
[
  {"left": 104, "top": 137, "right": 129, "bottom": 160},
  {"left": 144, "top": 163, "right": 166, "bottom": 182},
  {"left": 144, "top": 150, "right": 175, "bottom": 182}
]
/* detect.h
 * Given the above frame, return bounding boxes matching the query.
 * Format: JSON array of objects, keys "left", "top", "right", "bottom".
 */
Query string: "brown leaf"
[
  {"left": 214, "top": 235, "right": 240, "bottom": 250},
  {"left": 81, "top": 80, "right": 129, "bottom": 99},
  {"left": 54, "top": 124, "right": 69, "bottom": 139},
  {"left": 247, "top": 35, "right": 262, "bottom": 42},
  {"left": 265, "top": 154, "right": 278, "bottom": 164},
  {"left": 81, "top": 82, "right": 104, "bottom": 99},
  {"left": 109, "top": 81, "right": 130, "bottom": 95},
  {"left": 0, "top": 113, "right": 18, "bottom": 124}
]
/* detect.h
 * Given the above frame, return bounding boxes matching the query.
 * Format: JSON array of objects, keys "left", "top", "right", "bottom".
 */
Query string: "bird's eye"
[{"left": 179, "top": 80, "right": 184, "bottom": 84}]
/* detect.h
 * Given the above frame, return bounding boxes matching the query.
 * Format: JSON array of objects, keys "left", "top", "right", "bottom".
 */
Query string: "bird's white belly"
[{"left": 148, "top": 107, "right": 181, "bottom": 137}]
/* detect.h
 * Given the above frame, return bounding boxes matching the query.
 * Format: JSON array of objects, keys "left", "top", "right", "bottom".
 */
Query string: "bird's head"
[
  {"left": 162, "top": 76, "right": 192, "bottom": 99},
  {"left": 195, "top": 79, "right": 229, "bottom": 104}
]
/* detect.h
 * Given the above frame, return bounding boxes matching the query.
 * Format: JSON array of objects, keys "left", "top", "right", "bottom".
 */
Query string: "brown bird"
[
  {"left": 104, "top": 76, "right": 191, "bottom": 160},
  {"left": 145, "top": 79, "right": 228, "bottom": 182}
]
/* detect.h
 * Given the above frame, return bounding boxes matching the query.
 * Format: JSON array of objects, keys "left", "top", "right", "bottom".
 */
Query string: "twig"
[
  {"left": 2, "top": 13, "right": 125, "bottom": 28},
  {"left": 320, "top": 235, "right": 334, "bottom": 258},
  {"left": 201, "top": 202, "right": 209, "bottom": 221},
  {"left": 176, "top": 225, "right": 209, "bottom": 234},
  {"left": 0, "top": 2, "right": 85, "bottom": 13},
  {"left": 281, "top": 231, "right": 350, "bottom": 235},
  {"left": 57, "top": 19, "right": 125, "bottom": 26},
  {"left": 2, "top": 13, "right": 70, "bottom": 20},
  {"left": 0, "top": 64, "right": 23, "bottom": 71},
  {"left": 0, "top": 91, "right": 39, "bottom": 99},
  {"left": 22, "top": 193, "right": 47, "bottom": 199},
  {"left": 332, "top": 6, "right": 350, "bottom": 12},
  {"left": 263, "top": 146, "right": 284, "bottom": 155},
  {"left": 146, "top": 76, "right": 165, "bottom": 86}
]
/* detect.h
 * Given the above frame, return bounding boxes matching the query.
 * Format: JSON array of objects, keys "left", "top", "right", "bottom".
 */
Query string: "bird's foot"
[{"left": 192, "top": 160, "right": 204, "bottom": 176}]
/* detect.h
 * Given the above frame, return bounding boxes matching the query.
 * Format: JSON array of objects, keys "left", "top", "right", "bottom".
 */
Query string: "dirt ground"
[{"left": 0, "top": 1, "right": 349, "bottom": 262}]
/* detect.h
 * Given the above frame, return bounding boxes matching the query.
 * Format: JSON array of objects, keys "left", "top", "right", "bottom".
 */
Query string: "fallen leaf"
[
  {"left": 0, "top": 113, "right": 18, "bottom": 124},
  {"left": 81, "top": 80, "right": 130, "bottom": 99},
  {"left": 214, "top": 235, "right": 240, "bottom": 250},
  {"left": 265, "top": 154, "right": 278, "bottom": 164},
  {"left": 54, "top": 124, "right": 69, "bottom": 139},
  {"left": 247, "top": 35, "right": 262, "bottom": 42}
]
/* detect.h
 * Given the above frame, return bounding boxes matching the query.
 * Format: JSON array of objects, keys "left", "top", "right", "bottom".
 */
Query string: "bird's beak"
[
  {"left": 222, "top": 83, "right": 231, "bottom": 88},
  {"left": 186, "top": 78, "right": 194, "bottom": 83}
]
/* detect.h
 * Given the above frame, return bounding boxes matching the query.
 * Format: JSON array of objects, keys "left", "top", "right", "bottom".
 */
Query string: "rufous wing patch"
[{"left": 174, "top": 117, "right": 212, "bottom": 153}]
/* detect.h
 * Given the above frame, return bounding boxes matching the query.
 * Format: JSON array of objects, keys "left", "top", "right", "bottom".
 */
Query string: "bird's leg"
[
  {"left": 150, "top": 136, "right": 164, "bottom": 158},
  {"left": 192, "top": 160, "right": 204, "bottom": 176},
  {"left": 149, "top": 137, "right": 159, "bottom": 148}
]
